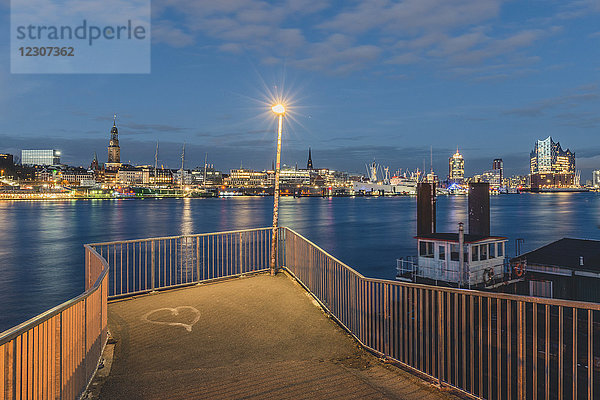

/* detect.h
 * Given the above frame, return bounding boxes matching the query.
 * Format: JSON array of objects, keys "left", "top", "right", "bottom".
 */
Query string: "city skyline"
[
  {"left": 1, "top": 1, "right": 600, "bottom": 178},
  {"left": 5, "top": 124, "right": 586, "bottom": 182}
]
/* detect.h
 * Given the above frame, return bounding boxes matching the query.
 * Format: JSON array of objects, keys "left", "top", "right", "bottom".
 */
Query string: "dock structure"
[
  {"left": 93, "top": 273, "right": 451, "bottom": 399},
  {"left": 1, "top": 227, "right": 600, "bottom": 399}
]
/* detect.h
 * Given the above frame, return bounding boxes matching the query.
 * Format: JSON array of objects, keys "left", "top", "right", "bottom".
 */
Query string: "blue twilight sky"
[{"left": 0, "top": 0, "right": 599, "bottom": 179}]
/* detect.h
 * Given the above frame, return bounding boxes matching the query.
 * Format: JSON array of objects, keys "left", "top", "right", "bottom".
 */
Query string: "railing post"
[
  {"left": 83, "top": 297, "right": 87, "bottom": 394},
  {"left": 196, "top": 236, "right": 200, "bottom": 283},
  {"left": 279, "top": 227, "right": 286, "bottom": 268},
  {"left": 438, "top": 290, "right": 444, "bottom": 387},
  {"left": 151, "top": 240, "right": 156, "bottom": 290},
  {"left": 239, "top": 232, "right": 243, "bottom": 274},
  {"left": 85, "top": 247, "right": 89, "bottom": 290},
  {"left": 384, "top": 283, "right": 390, "bottom": 356},
  {"left": 59, "top": 312, "right": 63, "bottom": 400},
  {"left": 517, "top": 301, "right": 524, "bottom": 400}
]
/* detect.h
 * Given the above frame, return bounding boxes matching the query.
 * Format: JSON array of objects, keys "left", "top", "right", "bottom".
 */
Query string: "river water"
[{"left": 1, "top": 192, "right": 599, "bottom": 332}]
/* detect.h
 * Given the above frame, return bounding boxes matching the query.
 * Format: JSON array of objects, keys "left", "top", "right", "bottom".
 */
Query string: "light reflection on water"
[
  {"left": 0, "top": 192, "right": 599, "bottom": 332},
  {"left": 181, "top": 198, "right": 193, "bottom": 236}
]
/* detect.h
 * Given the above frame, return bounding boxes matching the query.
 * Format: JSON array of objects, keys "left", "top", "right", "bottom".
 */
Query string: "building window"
[
  {"left": 498, "top": 242, "right": 504, "bottom": 257},
  {"left": 450, "top": 244, "right": 459, "bottom": 261},
  {"left": 480, "top": 244, "right": 488, "bottom": 260},
  {"left": 489, "top": 243, "right": 495, "bottom": 258},
  {"left": 438, "top": 245, "right": 446, "bottom": 260},
  {"left": 420, "top": 241, "right": 434, "bottom": 258},
  {"left": 471, "top": 245, "right": 479, "bottom": 262}
]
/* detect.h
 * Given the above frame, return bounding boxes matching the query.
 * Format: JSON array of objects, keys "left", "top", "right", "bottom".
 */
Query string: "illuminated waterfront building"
[
  {"left": 505, "top": 175, "right": 529, "bottom": 189},
  {"left": 593, "top": 170, "right": 600, "bottom": 188},
  {"left": 448, "top": 149, "right": 464, "bottom": 183},
  {"left": 117, "top": 167, "right": 150, "bottom": 185},
  {"left": 173, "top": 169, "right": 192, "bottom": 185},
  {"left": 21, "top": 149, "right": 61, "bottom": 166},
  {"left": 473, "top": 159, "right": 503, "bottom": 189},
  {"left": 426, "top": 172, "right": 438, "bottom": 184},
  {"left": 227, "top": 168, "right": 314, "bottom": 187},
  {"left": 35, "top": 166, "right": 94, "bottom": 185},
  {"left": 151, "top": 168, "right": 174, "bottom": 185},
  {"left": 530, "top": 136, "right": 576, "bottom": 190},
  {"left": 191, "top": 166, "right": 222, "bottom": 186},
  {"left": 279, "top": 168, "right": 311, "bottom": 185},
  {"left": 0, "top": 154, "right": 15, "bottom": 177},
  {"left": 106, "top": 115, "right": 122, "bottom": 169},
  {"left": 473, "top": 170, "right": 501, "bottom": 189},
  {"left": 227, "top": 169, "right": 269, "bottom": 187},
  {"left": 492, "top": 159, "right": 503, "bottom": 186}
]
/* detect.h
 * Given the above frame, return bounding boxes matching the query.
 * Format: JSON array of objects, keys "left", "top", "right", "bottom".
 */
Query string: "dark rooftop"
[
  {"left": 415, "top": 233, "right": 507, "bottom": 244},
  {"left": 514, "top": 238, "right": 600, "bottom": 272}
]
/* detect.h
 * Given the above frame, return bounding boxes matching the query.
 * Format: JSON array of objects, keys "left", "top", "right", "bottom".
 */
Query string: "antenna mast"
[
  {"left": 180, "top": 143, "right": 185, "bottom": 193},
  {"left": 154, "top": 141, "right": 159, "bottom": 184},
  {"left": 203, "top": 153, "right": 208, "bottom": 188},
  {"left": 430, "top": 146, "right": 433, "bottom": 175}
]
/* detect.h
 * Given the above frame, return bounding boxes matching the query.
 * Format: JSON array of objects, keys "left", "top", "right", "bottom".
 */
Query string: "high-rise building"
[
  {"left": 0, "top": 154, "right": 15, "bottom": 176},
  {"left": 492, "top": 159, "right": 503, "bottom": 186},
  {"left": 530, "top": 136, "right": 575, "bottom": 174},
  {"left": 307, "top": 148, "right": 313, "bottom": 170},
  {"left": 530, "top": 136, "right": 576, "bottom": 189},
  {"left": 448, "top": 149, "right": 464, "bottom": 183},
  {"left": 475, "top": 169, "right": 502, "bottom": 189},
  {"left": 593, "top": 170, "right": 600, "bottom": 188},
  {"left": 106, "top": 115, "right": 121, "bottom": 169},
  {"left": 21, "top": 150, "right": 60, "bottom": 166}
]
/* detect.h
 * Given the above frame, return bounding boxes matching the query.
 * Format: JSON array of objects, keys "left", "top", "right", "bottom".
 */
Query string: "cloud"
[
  {"left": 318, "top": 0, "right": 502, "bottom": 35},
  {"left": 556, "top": 0, "right": 600, "bottom": 19},
  {"left": 150, "top": 0, "right": 573, "bottom": 77},
  {"left": 554, "top": 112, "right": 600, "bottom": 129},
  {"left": 152, "top": 20, "right": 195, "bottom": 47},
  {"left": 121, "top": 122, "right": 188, "bottom": 134},
  {"left": 84, "top": 115, "right": 189, "bottom": 136},
  {"left": 504, "top": 86, "right": 600, "bottom": 118}
]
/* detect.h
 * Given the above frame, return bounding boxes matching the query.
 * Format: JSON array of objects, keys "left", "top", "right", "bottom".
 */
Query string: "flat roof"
[
  {"left": 415, "top": 233, "right": 507, "bottom": 244},
  {"left": 513, "top": 238, "right": 600, "bottom": 272}
]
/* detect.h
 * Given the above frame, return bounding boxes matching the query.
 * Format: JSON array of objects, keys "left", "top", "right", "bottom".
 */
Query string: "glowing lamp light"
[{"left": 271, "top": 104, "right": 285, "bottom": 115}]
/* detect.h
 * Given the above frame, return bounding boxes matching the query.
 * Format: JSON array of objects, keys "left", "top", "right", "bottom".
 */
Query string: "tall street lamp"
[{"left": 270, "top": 103, "right": 285, "bottom": 275}]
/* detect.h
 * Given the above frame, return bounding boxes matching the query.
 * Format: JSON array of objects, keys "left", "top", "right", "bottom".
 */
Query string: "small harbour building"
[
  {"left": 412, "top": 232, "right": 508, "bottom": 287},
  {"left": 398, "top": 182, "right": 509, "bottom": 288},
  {"left": 510, "top": 238, "right": 600, "bottom": 302}
]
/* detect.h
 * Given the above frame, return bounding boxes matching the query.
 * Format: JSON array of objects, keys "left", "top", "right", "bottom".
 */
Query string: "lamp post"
[{"left": 270, "top": 103, "right": 285, "bottom": 275}]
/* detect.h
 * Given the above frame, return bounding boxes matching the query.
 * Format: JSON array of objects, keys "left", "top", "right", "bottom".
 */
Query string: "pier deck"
[{"left": 91, "top": 273, "right": 455, "bottom": 400}]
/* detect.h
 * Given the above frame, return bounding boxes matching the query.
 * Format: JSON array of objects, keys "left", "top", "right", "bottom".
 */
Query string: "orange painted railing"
[
  {"left": 281, "top": 227, "right": 600, "bottom": 399},
  {"left": 0, "top": 245, "right": 108, "bottom": 400}
]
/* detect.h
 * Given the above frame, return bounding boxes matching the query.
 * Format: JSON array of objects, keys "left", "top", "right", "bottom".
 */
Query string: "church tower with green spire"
[{"left": 107, "top": 114, "right": 121, "bottom": 168}]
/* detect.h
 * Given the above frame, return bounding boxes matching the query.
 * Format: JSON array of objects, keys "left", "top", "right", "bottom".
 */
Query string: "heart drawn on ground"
[{"left": 141, "top": 306, "right": 200, "bottom": 332}]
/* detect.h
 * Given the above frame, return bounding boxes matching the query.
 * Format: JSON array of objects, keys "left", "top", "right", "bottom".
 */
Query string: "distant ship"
[{"left": 352, "top": 162, "right": 418, "bottom": 195}]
